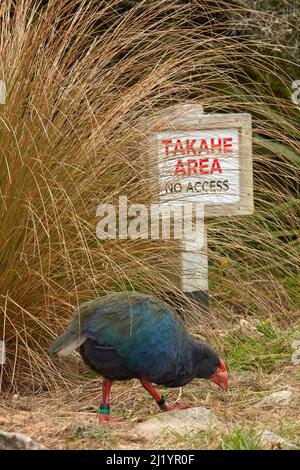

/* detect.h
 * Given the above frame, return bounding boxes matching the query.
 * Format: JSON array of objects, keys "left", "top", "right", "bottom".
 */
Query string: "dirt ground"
[{"left": 0, "top": 365, "right": 299, "bottom": 450}]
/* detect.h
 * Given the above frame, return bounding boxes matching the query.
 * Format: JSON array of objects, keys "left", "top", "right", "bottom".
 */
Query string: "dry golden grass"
[{"left": 0, "top": 0, "right": 299, "bottom": 401}]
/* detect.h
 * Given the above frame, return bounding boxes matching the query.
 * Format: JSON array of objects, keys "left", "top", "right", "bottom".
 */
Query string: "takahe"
[{"left": 49, "top": 292, "right": 228, "bottom": 423}]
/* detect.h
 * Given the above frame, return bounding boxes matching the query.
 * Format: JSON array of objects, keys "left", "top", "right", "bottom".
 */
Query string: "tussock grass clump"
[
  {"left": 0, "top": 1, "right": 299, "bottom": 392},
  {"left": 221, "top": 428, "right": 263, "bottom": 450}
]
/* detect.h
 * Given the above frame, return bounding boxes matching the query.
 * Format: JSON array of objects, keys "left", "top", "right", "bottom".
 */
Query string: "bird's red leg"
[
  {"left": 139, "top": 378, "right": 192, "bottom": 412},
  {"left": 98, "top": 377, "right": 123, "bottom": 424}
]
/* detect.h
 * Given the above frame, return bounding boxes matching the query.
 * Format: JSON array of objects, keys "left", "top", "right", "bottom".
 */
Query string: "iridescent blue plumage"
[
  {"left": 50, "top": 292, "right": 223, "bottom": 388},
  {"left": 49, "top": 292, "right": 227, "bottom": 421},
  {"left": 79, "top": 292, "right": 195, "bottom": 386}
]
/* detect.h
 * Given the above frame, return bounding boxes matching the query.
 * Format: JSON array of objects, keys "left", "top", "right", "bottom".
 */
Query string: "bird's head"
[
  {"left": 210, "top": 359, "right": 228, "bottom": 389},
  {"left": 193, "top": 342, "right": 228, "bottom": 389}
]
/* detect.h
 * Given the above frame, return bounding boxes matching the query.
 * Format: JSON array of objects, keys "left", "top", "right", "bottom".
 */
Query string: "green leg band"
[{"left": 98, "top": 404, "right": 110, "bottom": 415}]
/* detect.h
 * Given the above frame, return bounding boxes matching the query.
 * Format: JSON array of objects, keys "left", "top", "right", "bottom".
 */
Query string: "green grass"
[
  {"left": 67, "top": 425, "right": 113, "bottom": 442},
  {"left": 277, "top": 419, "right": 300, "bottom": 447},
  {"left": 184, "top": 431, "right": 217, "bottom": 450},
  {"left": 224, "top": 323, "right": 292, "bottom": 373},
  {"left": 282, "top": 274, "right": 300, "bottom": 308},
  {"left": 221, "top": 428, "right": 263, "bottom": 450}
]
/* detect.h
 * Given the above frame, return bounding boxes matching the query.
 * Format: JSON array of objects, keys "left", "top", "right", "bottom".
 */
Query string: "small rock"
[
  {"left": 0, "top": 431, "right": 47, "bottom": 450},
  {"left": 260, "top": 431, "right": 298, "bottom": 450},
  {"left": 133, "top": 407, "right": 218, "bottom": 440},
  {"left": 256, "top": 390, "right": 294, "bottom": 408}
]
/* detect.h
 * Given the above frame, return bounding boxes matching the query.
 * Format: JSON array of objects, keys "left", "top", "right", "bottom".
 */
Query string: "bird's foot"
[{"left": 98, "top": 414, "right": 123, "bottom": 424}]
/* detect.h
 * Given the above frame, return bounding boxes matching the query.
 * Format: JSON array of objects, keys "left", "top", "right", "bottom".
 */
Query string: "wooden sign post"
[{"left": 147, "top": 103, "right": 253, "bottom": 312}]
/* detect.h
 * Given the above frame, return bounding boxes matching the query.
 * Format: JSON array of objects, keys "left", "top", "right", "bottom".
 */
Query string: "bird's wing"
[{"left": 75, "top": 293, "right": 192, "bottom": 379}]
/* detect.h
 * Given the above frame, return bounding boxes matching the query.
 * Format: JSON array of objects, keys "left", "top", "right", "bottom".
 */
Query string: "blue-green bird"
[{"left": 49, "top": 292, "right": 228, "bottom": 423}]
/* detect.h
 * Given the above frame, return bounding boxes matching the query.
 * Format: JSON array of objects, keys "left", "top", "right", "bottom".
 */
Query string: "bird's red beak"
[{"left": 210, "top": 359, "right": 228, "bottom": 389}]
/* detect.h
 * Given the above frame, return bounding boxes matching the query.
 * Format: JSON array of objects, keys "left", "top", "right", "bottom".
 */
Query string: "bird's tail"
[{"left": 48, "top": 330, "right": 86, "bottom": 356}]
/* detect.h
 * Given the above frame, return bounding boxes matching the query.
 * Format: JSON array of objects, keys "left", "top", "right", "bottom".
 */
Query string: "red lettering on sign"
[
  {"left": 161, "top": 139, "right": 172, "bottom": 156},
  {"left": 174, "top": 159, "right": 186, "bottom": 175},
  {"left": 198, "top": 139, "right": 208, "bottom": 154},
  {"left": 223, "top": 137, "right": 233, "bottom": 152},
  {"left": 162, "top": 136, "right": 234, "bottom": 156},
  {"left": 199, "top": 158, "right": 209, "bottom": 174},
  {"left": 187, "top": 159, "right": 198, "bottom": 175},
  {"left": 210, "top": 138, "right": 222, "bottom": 153},
  {"left": 173, "top": 139, "right": 185, "bottom": 156},
  {"left": 186, "top": 139, "right": 197, "bottom": 155},
  {"left": 173, "top": 158, "right": 223, "bottom": 175},
  {"left": 210, "top": 158, "right": 222, "bottom": 174}
]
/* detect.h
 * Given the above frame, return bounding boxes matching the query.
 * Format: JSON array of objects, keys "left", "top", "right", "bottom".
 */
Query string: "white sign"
[{"left": 158, "top": 128, "right": 240, "bottom": 206}]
